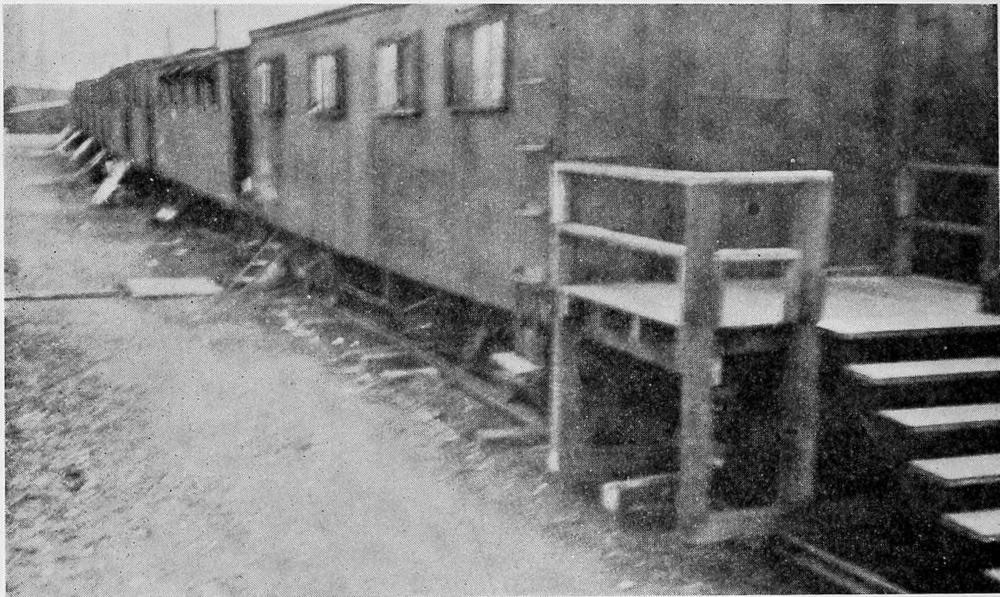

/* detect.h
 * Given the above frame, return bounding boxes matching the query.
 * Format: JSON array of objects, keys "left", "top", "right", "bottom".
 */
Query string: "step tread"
[
  {"left": 941, "top": 508, "right": 1000, "bottom": 544},
  {"left": 986, "top": 568, "right": 1000, "bottom": 586},
  {"left": 879, "top": 403, "right": 1000, "bottom": 433},
  {"left": 910, "top": 453, "right": 1000, "bottom": 487},
  {"left": 846, "top": 357, "right": 1000, "bottom": 386}
]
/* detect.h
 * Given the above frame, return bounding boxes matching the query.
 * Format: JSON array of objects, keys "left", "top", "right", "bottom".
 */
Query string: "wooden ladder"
[{"left": 844, "top": 356, "right": 1000, "bottom": 591}]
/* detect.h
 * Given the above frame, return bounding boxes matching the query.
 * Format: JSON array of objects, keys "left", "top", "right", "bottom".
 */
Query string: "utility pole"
[
  {"left": 165, "top": 25, "right": 173, "bottom": 56},
  {"left": 213, "top": 7, "right": 220, "bottom": 47}
]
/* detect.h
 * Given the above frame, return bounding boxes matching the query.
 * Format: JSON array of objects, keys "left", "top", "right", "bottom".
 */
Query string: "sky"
[{"left": 3, "top": 4, "right": 340, "bottom": 90}]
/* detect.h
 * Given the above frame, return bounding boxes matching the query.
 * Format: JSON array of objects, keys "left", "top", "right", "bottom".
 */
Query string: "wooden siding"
[{"left": 154, "top": 51, "right": 246, "bottom": 205}]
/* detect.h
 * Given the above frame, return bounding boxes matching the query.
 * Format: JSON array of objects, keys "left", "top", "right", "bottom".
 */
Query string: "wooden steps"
[
  {"left": 910, "top": 453, "right": 1000, "bottom": 489},
  {"left": 845, "top": 357, "right": 1000, "bottom": 386},
  {"left": 879, "top": 403, "right": 1000, "bottom": 435},
  {"left": 941, "top": 508, "right": 1000, "bottom": 545},
  {"left": 941, "top": 509, "right": 1000, "bottom": 577},
  {"left": 985, "top": 567, "right": 1000, "bottom": 590},
  {"left": 873, "top": 403, "right": 1000, "bottom": 459}
]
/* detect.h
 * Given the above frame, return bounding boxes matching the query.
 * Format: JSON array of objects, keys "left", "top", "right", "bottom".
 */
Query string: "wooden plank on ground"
[
  {"left": 69, "top": 137, "right": 93, "bottom": 163},
  {"left": 941, "top": 508, "right": 1000, "bottom": 544},
  {"left": 846, "top": 357, "right": 1000, "bottom": 386},
  {"left": 5, "top": 287, "right": 120, "bottom": 301},
  {"left": 910, "top": 453, "right": 1000, "bottom": 488},
  {"left": 879, "top": 403, "right": 1000, "bottom": 434},
  {"left": 91, "top": 160, "right": 131, "bottom": 206},
  {"left": 124, "top": 277, "right": 223, "bottom": 299}
]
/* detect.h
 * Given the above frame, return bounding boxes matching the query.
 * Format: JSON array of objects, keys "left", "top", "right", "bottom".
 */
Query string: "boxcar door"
[{"left": 252, "top": 56, "right": 286, "bottom": 221}]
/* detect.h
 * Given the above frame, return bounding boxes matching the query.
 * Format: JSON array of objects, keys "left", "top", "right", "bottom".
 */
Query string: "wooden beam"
[
  {"left": 553, "top": 160, "right": 833, "bottom": 188},
  {"left": 714, "top": 247, "right": 801, "bottom": 264},
  {"left": 776, "top": 178, "right": 833, "bottom": 508},
  {"left": 893, "top": 167, "right": 917, "bottom": 275},
  {"left": 558, "top": 222, "right": 687, "bottom": 260},
  {"left": 675, "top": 183, "right": 724, "bottom": 536},
  {"left": 981, "top": 172, "right": 999, "bottom": 282}
]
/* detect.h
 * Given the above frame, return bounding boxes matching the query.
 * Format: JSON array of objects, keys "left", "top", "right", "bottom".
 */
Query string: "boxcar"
[
  {"left": 70, "top": 78, "right": 96, "bottom": 135},
  {"left": 246, "top": 4, "right": 997, "bottom": 313},
  {"left": 153, "top": 47, "right": 251, "bottom": 207},
  {"left": 91, "top": 58, "right": 161, "bottom": 169}
]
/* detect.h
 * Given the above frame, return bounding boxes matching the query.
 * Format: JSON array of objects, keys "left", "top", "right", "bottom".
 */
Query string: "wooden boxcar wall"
[
  {"left": 247, "top": 5, "right": 997, "bottom": 310},
  {"left": 126, "top": 60, "right": 160, "bottom": 170},
  {"left": 153, "top": 49, "right": 249, "bottom": 206}
]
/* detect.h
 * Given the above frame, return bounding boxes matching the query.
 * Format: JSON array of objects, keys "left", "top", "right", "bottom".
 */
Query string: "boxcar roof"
[
  {"left": 249, "top": 4, "right": 400, "bottom": 41},
  {"left": 158, "top": 46, "right": 246, "bottom": 77}
]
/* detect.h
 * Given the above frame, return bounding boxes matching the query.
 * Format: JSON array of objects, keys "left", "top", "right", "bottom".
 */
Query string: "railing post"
[
  {"left": 547, "top": 166, "right": 583, "bottom": 474},
  {"left": 776, "top": 176, "right": 833, "bottom": 509},
  {"left": 675, "top": 182, "right": 723, "bottom": 536},
  {"left": 981, "top": 171, "right": 999, "bottom": 283},
  {"left": 892, "top": 165, "right": 917, "bottom": 276}
]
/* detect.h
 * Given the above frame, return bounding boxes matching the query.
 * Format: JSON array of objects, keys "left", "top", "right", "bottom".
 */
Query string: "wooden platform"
[{"left": 563, "top": 275, "right": 1000, "bottom": 340}]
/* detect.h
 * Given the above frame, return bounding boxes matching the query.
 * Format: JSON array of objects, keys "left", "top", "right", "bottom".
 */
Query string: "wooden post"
[
  {"left": 980, "top": 171, "right": 999, "bottom": 282},
  {"left": 776, "top": 177, "right": 834, "bottom": 508},
  {"left": 547, "top": 166, "right": 580, "bottom": 474},
  {"left": 675, "top": 183, "right": 723, "bottom": 535},
  {"left": 892, "top": 165, "right": 917, "bottom": 275}
]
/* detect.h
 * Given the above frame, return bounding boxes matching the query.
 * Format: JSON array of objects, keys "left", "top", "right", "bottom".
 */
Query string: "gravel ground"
[{"left": 5, "top": 134, "right": 808, "bottom": 595}]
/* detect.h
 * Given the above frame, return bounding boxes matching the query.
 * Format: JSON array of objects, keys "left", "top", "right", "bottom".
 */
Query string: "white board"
[
  {"left": 90, "top": 160, "right": 131, "bottom": 206},
  {"left": 69, "top": 137, "right": 94, "bottom": 163},
  {"left": 72, "top": 149, "right": 107, "bottom": 180},
  {"left": 56, "top": 130, "right": 82, "bottom": 154}
]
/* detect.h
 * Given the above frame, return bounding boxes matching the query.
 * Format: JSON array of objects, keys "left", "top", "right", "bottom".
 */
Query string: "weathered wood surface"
[
  {"left": 564, "top": 275, "right": 1000, "bottom": 337},
  {"left": 674, "top": 183, "right": 723, "bottom": 534}
]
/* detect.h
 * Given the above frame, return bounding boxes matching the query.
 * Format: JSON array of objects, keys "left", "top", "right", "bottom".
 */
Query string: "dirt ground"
[{"left": 4, "top": 134, "right": 809, "bottom": 595}]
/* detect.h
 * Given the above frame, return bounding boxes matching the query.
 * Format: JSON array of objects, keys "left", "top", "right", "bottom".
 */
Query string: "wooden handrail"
[
  {"left": 553, "top": 160, "right": 833, "bottom": 187},
  {"left": 559, "top": 223, "right": 800, "bottom": 265},
  {"left": 715, "top": 247, "right": 801, "bottom": 264},
  {"left": 557, "top": 222, "right": 687, "bottom": 259},
  {"left": 906, "top": 161, "right": 998, "bottom": 178}
]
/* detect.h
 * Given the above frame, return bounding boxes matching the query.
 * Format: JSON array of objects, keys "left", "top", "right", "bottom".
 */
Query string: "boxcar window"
[
  {"left": 446, "top": 19, "right": 507, "bottom": 110},
  {"left": 308, "top": 51, "right": 347, "bottom": 116},
  {"left": 255, "top": 58, "right": 285, "bottom": 115},
  {"left": 376, "top": 36, "right": 421, "bottom": 115},
  {"left": 255, "top": 61, "right": 272, "bottom": 110}
]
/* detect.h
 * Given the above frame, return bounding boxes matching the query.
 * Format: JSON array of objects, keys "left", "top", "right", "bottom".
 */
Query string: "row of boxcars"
[{"left": 71, "top": 4, "right": 997, "bottom": 317}]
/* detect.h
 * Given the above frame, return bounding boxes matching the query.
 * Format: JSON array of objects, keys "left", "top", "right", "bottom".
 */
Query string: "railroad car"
[
  {"left": 62, "top": 4, "right": 999, "bottom": 590},
  {"left": 70, "top": 78, "right": 96, "bottom": 135},
  {"left": 90, "top": 58, "right": 161, "bottom": 169},
  {"left": 153, "top": 47, "right": 251, "bottom": 206},
  {"left": 243, "top": 4, "right": 997, "bottom": 318}
]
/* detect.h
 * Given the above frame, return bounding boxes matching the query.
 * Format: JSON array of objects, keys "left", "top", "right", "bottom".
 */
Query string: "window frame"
[
  {"left": 254, "top": 56, "right": 286, "bottom": 117},
  {"left": 374, "top": 33, "right": 423, "bottom": 118},
  {"left": 444, "top": 12, "right": 511, "bottom": 114},
  {"left": 306, "top": 48, "right": 348, "bottom": 120}
]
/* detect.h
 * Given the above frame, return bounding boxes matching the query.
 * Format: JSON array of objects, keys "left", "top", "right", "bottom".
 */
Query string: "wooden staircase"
[{"left": 785, "top": 347, "right": 1000, "bottom": 592}]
